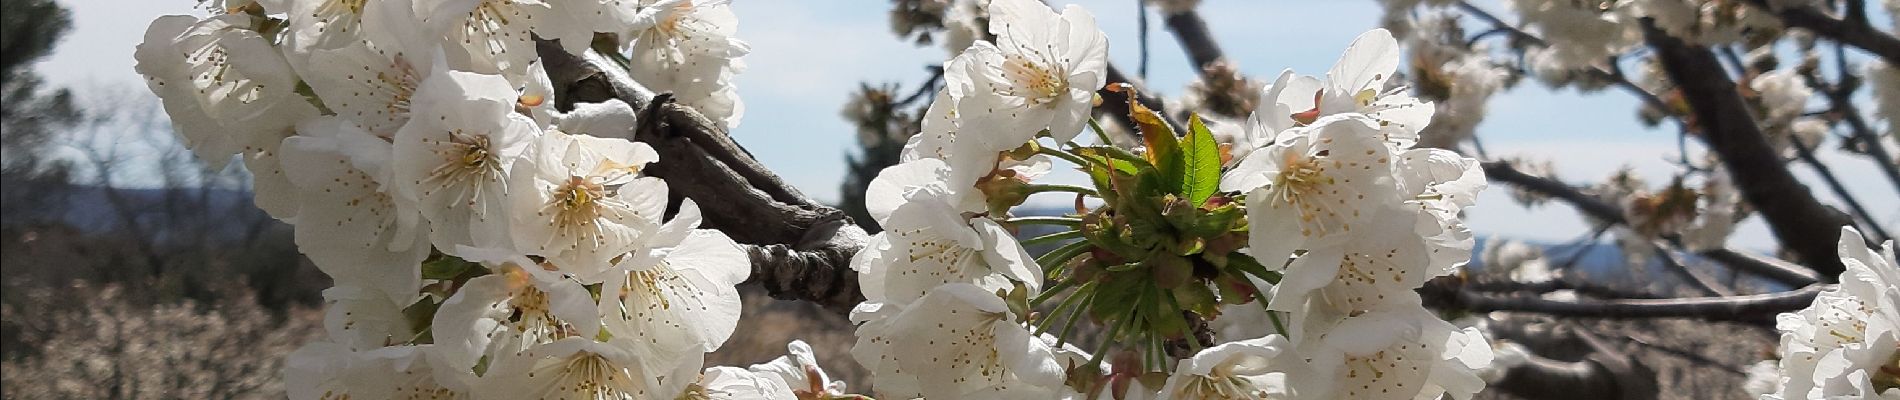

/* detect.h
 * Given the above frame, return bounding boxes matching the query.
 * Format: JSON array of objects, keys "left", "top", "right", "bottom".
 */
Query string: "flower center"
[
  {"left": 424, "top": 131, "right": 503, "bottom": 200},
  {"left": 1001, "top": 55, "right": 1066, "bottom": 105},
  {"left": 1268, "top": 151, "right": 1345, "bottom": 237},
  {"left": 553, "top": 176, "right": 607, "bottom": 224}
]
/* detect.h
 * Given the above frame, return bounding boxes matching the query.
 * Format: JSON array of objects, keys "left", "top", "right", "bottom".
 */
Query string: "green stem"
[
  {"left": 1228, "top": 253, "right": 1283, "bottom": 285},
  {"left": 1036, "top": 144, "right": 1092, "bottom": 167},
  {"left": 1161, "top": 291, "right": 1202, "bottom": 356},
  {"left": 1031, "top": 278, "right": 1079, "bottom": 306},
  {"left": 1055, "top": 288, "right": 1096, "bottom": 349},
  {"left": 1021, "top": 230, "right": 1085, "bottom": 247},
  {"left": 1086, "top": 317, "right": 1122, "bottom": 368},
  {"left": 1088, "top": 118, "right": 1114, "bottom": 147},
  {"left": 1249, "top": 279, "right": 1290, "bottom": 337},
  {"left": 1034, "top": 282, "right": 1089, "bottom": 334},
  {"left": 1026, "top": 183, "right": 1097, "bottom": 196},
  {"left": 1004, "top": 216, "right": 1083, "bottom": 227},
  {"left": 1035, "top": 239, "right": 1095, "bottom": 275}
]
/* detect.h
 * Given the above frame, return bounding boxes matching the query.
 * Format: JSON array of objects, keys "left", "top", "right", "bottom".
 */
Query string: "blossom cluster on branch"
[
  {"left": 136, "top": 0, "right": 839, "bottom": 398},
  {"left": 848, "top": 1, "right": 1497, "bottom": 396},
  {"left": 132, "top": 0, "right": 1510, "bottom": 398}
]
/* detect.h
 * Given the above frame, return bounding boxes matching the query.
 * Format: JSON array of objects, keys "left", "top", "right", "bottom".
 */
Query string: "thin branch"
[
  {"left": 1741, "top": 0, "right": 1900, "bottom": 65},
  {"left": 1465, "top": 276, "right": 1667, "bottom": 299},
  {"left": 1136, "top": 0, "right": 1150, "bottom": 80},
  {"left": 1482, "top": 161, "right": 1626, "bottom": 225},
  {"left": 1454, "top": 1, "right": 1674, "bottom": 117},
  {"left": 1804, "top": 57, "right": 1900, "bottom": 197},
  {"left": 1651, "top": 242, "right": 1732, "bottom": 297},
  {"left": 1483, "top": 161, "right": 1825, "bottom": 287},
  {"left": 1642, "top": 20, "right": 1852, "bottom": 277},
  {"left": 1700, "top": 248, "right": 1820, "bottom": 286},
  {"left": 1428, "top": 282, "right": 1829, "bottom": 323},
  {"left": 1791, "top": 135, "right": 1893, "bottom": 243}
]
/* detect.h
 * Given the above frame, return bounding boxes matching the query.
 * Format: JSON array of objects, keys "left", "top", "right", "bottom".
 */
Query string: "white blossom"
[
  {"left": 949, "top": 0, "right": 1108, "bottom": 143},
  {"left": 135, "top": 14, "right": 319, "bottom": 218},
  {"left": 1156, "top": 334, "right": 1314, "bottom": 399},
  {"left": 1299, "top": 306, "right": 1493, "bottom": 400},
  {"left": 415, "top": 0, "right": 546, "bottom": 78},
  {"left": 853, "top": 178, "right": 1040, "bottom": 305},
  {"left": 507, "top": 130, "right": 666, "bottom": 279},
  {"left": 296, "top": 0, "right": 445, "bottom": 136},
  {"left": 286, "top": 343, "right": 471, "bottom": 400},
  {"left": 1769, "top": 227, "right": 1900, "bottom": 399},
  {"left": 393, "top": 69, "right": 541, "bottom": 253},
  {"left": 597, "top": 201, "right": 751, "bottom": 375},
  {"left": 624, "top": 0, "right": 749, "bottom": 129},
  {"left": 687, "top": 366, "right": 797, "bottom": 400},
  {"left": 475, "top": 336, "right": 703, "bottom": 400},
  {"left": 280, "top": 116, "right": 429, "bottom": 305},
  {"left": 1252, "top": 29, "right": 1433, "bottom": 146},
  {"left": 430, "top": 247, "right": 602, "bottom": 378},
  {"left": 1223, "top": 114, "right": 1402, "bottom": 268},
  {"left": 849, "top": 283, "right": 1064, "bottom": 399}
]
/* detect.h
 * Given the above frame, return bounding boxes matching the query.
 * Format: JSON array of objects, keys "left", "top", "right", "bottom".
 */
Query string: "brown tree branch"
[
  {"left": 1642, "top": 20, "right": 1852, "bottom": 277},
  {"left": 536, "top": 40, "right": 866, "bottom": 313},
  {"left": 1424, "top": 281, "right": 1828, "bottom": 323},
  {"left": 1652, "top": 242, "right": 1732, "bottom": 297},
  {"left": 1159, "top": 8, "right": 1223, "bottom": 71},
  {"left": 1465, "top": 276, "right": 1667, "bottom": 299},
  {"left": 1741, "top": 0, "right": 1900, "bottom": 66},
  {"left": 1484, "top": 161, "right": 1824, "bottom": 286}
]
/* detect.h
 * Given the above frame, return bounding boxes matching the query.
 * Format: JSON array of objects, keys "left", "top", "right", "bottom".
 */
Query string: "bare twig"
[
  {"left": 1482, "top": 161, "right": 1824, "bottom": 286},
  {"left": 1482, "top": 161, "right": 1626, "bottom": 225},
  {"left": 1136, "top": 0, "right": 1150, "bottom": 80},
  {"left": 1453, "top": 1, "right": 1674, "bottom": 120},
  {"left": 1803, "top": 51, "right": 1900, "bottom": 198},
  {"left": 1790, "top": 136, "right": 1892, "bottom": 243},
  {"left": 1651, "top": 242, "right": 1732, "bottom": 297},
  {"left": 1700, "top": 248, "right": 1820, "bottom": 286}
]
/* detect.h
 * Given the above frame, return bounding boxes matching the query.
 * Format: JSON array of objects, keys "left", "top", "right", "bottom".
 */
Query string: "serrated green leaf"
[{"left": 1182, "top": 114, "right": 1222, "bottom": 205}]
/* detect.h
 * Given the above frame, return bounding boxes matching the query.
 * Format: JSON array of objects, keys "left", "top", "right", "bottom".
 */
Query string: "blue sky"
[{"left": 35, "top": 0, "right": 1897, "bottom": 249}]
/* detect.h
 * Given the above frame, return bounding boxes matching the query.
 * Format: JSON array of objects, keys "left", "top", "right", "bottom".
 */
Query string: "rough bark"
[
  {"left": 537, "top": 40, "right": 866, "bottom": 313},
  {"left": 1642, "top": 21, "right": 1852, "bottom": 277}
]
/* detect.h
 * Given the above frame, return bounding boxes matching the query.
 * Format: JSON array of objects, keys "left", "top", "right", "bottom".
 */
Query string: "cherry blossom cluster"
[
  {"left": 137, "top": 0, "right": 1504, "bottom": 398},
  {"left": 135, "top": 1, "right": 838, "bottom": 398},
  {"left": 849, "top": 0, "right": 1496, "bottom": 395},
  {"left": 1747, "top": 228, "right": 1900, "bottom": 399}
]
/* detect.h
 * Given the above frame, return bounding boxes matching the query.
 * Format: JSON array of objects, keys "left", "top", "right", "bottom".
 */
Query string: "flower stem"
[
  {"left": 1025, "top": 183, "right": 1097, "bottom": 197},
  {"left": 1035, "top": 238, "right": 1095, "bottom": 275},
  {"left": 1003, "top": 216, "right": 1083, "bottom": 227},
  {"left": 1035, "top": 144, "right": 1092, "bottom": 167},
  {"left": 1088, "top": 118, "right": 1114, "bottom": 147},
  {"left": 1021, "top": 230, "right": 1084, "bottom": 247},
  {"left": 1055, "top": 288, "right": 1096, "bottom": 349}
]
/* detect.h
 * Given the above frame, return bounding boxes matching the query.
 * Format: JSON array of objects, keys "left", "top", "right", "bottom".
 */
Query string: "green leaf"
[
  {"left": 1182, "top": 114, "right": 1222, "bottom": 205},
  {"left": 421, "top": 255, "right": 478, "bottom": 280}
]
